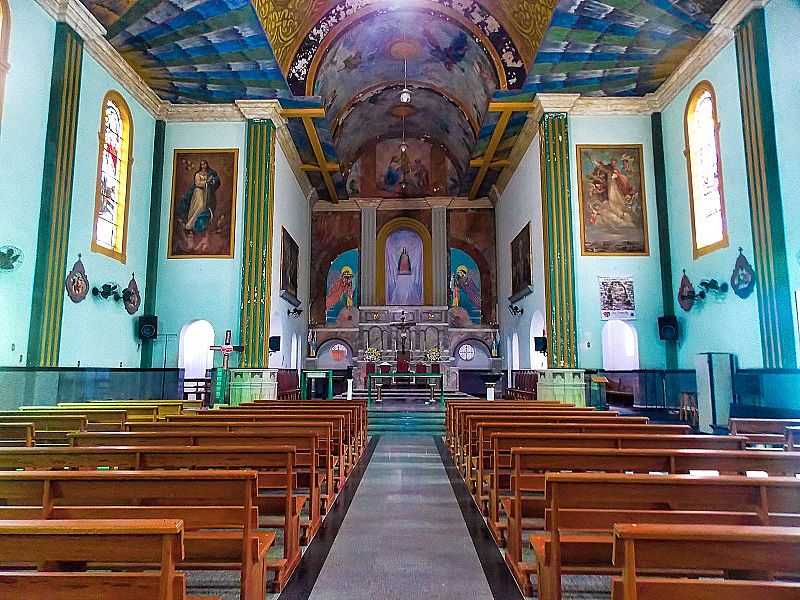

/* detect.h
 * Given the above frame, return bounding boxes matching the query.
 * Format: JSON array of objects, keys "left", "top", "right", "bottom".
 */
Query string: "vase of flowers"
[
  {"left": 364, "top": 346, "right": 382, "bottom": 362},
  {"left": 425, "top": 346, "right": 442, "bottom": 363}
]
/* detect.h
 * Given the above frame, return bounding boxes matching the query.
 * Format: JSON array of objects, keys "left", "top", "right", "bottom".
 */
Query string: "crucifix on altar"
[
  {"left": 210, "top": 329, "right": 244, "bottom": 369},
  {"left": 389, "top": 310, "right": 416, "bottom": 358}
]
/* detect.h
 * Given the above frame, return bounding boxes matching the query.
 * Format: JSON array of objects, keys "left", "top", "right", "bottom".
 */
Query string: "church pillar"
[
  {"left": 430, "top": 203, "right": 448, "bottom": 306},
  {"left": 140, "top": 119, "right": 166, "bottom": 368},
  {"left": 239, "top": 119, "right": 276, "bottom": 368},
  {"left": 360, "top": 203, "right": 377, "bottom": 305},
  {"left": 27, "top": 24, "right": 83, "bottom": 367},
  {"left": 735, "top": 8, "right": 797, "bottom": 368},
  {"left": 539, "top": 112, "right": 578, "bottom": 369}
]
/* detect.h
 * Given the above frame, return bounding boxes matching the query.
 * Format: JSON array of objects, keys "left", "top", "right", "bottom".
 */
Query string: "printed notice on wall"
[{"left": 599, "top": 276, "right": 636, "bottom": 320}]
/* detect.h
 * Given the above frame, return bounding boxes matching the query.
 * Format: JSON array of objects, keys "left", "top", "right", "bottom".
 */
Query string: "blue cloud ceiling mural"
[{"left": 78, "top": 0, "right": 728, "bottom": 200}]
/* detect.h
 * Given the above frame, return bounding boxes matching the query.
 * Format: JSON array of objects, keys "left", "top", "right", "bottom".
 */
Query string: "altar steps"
[{"left": 368, "top": 409, "right": 445, "bottom": 435}]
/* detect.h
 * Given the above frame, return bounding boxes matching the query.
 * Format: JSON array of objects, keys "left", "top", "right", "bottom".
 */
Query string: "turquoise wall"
[
  {"left": 661, "top": 41, "right": 762, "bottom": 368},
  {"left": 153, "top": 121, "right": 247, "bottom": 368},
  {"left": 59, "top": 53, "right": 156, "bottom": 367},
  {"left": 765, "top": 0, "right": 800, "bottom": 362},
  {"left": 0, "top": 0, "right": 55, "bottom": 366},
  {"left": 268, "top": 142, "right": 309, "bottom": 370},
  {"left": 569, "top": 115, "right": 666, "bottom": 369}
]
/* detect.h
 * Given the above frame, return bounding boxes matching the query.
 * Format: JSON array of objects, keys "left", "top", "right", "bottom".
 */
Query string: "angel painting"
[
  {"left": 577, "top": 145, "right": 649, "bottom": 256},
  {"left": 326, "top": 249, "right": 359, "bottom": 325},
  {"left": 449, "top": 249, "right": 482, "bottom": 326}
]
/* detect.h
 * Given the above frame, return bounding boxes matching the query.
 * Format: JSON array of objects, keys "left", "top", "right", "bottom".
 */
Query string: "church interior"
[{"left": 1, "top": 0, "right": 800, "bottom": 598}]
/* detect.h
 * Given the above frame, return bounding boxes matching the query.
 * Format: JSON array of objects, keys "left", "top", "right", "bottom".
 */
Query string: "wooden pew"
[
  {"left": 611, "top": 524, "right": 800, "bottom": 600},
  {"left": 503, "top": 449, "right": 800, "bottom": 595},
  {"left": 10, "top": 408, "right": 129, "bottom": 430},
  {"left": 168, "top": 412, "right": 352, "bottom": 488},
  {"left": 124, "top": 421, "right": 338, "bottom": 510},
  {"left": 0, "top": 470, "right": 275, "bottom": 600},
  {"left": 526, "top": 473, "right": 800, "bottom": 600},
  {"left": 0, "top": 415, "right": 87, "bottom": 445},
  {"left": 67, "top": 429, "right": 323, "bottom": 540},
  {"left": 0, "top": 445, "right": 303, "bottom": 589},
  {"left": 0, "top": 519, "right": 221, "bottom": 600},
  {"left": 481, "top": 432, "right": 749, "bottom": 544},
  {"left": 57, "top": 402, "right": 179, "bottom": 420},
  {"left": 0, "top": 422, "right": 33, "bottom": 447},
  {"left": 728, "top": 418, "right": 800, "bottom": 446}
]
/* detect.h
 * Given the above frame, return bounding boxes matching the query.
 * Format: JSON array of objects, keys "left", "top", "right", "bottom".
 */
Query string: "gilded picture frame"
[
  {"left": 576, "top": 144, "right": 649, "bottom": 256},
  {"left": 167, "top": 148, "right": 238, "bottom": 259}
]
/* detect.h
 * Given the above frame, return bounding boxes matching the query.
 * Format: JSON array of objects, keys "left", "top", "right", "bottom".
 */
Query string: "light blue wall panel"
[
  {"left": 765, "top": 0, "right": 800, "bottom": 362},
  {"left": 154, "top": 121, "right": 246, "bottom": 368},
  {"left": 59, "top": 53, "right": 156, "bottom": 367},
  {"left": 569, "top": 115, "right": 665, "bottom": 369},
  {"left": 661, "top": 42, "right": 762, "bottom": 368},
  {"left": 0, "top": 0, "right": 55, "bottom": 366}
]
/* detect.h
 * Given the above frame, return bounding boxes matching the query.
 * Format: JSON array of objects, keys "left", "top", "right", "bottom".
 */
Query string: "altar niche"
[{"left": 376, "top": 217, "right": 433, "bottom": 305}]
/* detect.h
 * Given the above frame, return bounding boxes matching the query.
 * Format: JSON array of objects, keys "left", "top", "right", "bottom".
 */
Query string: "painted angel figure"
[
  {"left": 450, "top": 265, "right": 480, "bottom": 309},
  {"left": 326, "top": 265, "right": 355, "bottom": 312}
]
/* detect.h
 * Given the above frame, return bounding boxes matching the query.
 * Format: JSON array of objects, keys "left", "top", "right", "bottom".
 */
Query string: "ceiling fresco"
[{"left": 78, "top": 0, "right": 731, "bottom": 201}]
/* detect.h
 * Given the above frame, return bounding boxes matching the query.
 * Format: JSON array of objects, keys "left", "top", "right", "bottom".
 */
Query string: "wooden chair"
[
  {"left": 611, "top": 524, "right": 800, "bottom": 600},
  {"left": 0, "top": 519, "right": 220, "bottom": 600}
]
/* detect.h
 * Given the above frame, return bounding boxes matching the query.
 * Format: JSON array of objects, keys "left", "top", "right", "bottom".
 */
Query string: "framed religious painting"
[
  {"left": 280, "top": 227, "right": 301, "bottom": 307},
  {"left": 576, "top": 144, "right": 649, "bottom": 256},
  {"left": 509, "top": 222, "right": 534, "bottom": 303},
  {"left": 168, "top": 149, "right": 238, "bottom": 258}
]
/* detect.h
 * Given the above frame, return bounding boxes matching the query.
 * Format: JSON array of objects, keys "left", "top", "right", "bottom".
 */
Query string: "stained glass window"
[
  {"left": 92, "top": 92, "right": 132, "bottom": 262},
  {"left": 685, "top": 81, "right": 727, "bottom": 258},
  {"left": 0, "top": 0, "right": 10, "bottom": 122}
]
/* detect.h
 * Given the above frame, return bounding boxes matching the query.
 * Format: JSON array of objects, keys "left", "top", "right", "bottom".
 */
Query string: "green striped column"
[
  {"left": 140, "top": 120, "right": 166, "bottom": 368},
  {"left": 239, "top": 119, "right": 276, "bottom": 368},
  {"left": 735, "top": 9, "right": 797, "bottom": 368},
  {"left": 539, "top": 112, "right": 578, "bottom": 368},
  {"left": 27, "top": 23, "right": 83, "bottom": 367}
]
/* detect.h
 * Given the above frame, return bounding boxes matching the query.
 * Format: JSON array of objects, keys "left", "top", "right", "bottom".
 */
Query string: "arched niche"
[
  {"left": 375, "top": 217, "right": 433, "bottom": 305},
  {"left": 178, "top": 320, "right": 215, "bottom": 379},
  {"left": 601, "top": 320, "right": 640, "bottom": 371},
  {"left": 316, "top": 339, "right": 354, "bottom": 369},
  {"left": 453, "top": 339, "right": 492, "bottom": 369}
]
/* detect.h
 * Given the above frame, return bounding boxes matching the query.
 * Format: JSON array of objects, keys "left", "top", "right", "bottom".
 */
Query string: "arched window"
[
  {"left": 601, "top": 320, "right": 640, "bottom": 371},
  {"left": 0, "top": 0, "right": 10, "bottom": 122},
  {"left": 685, "top": 81, "right": 727, "bottom": 258},
  {"left": 92, "top": 91, "right": 133, "bottom": 262}
]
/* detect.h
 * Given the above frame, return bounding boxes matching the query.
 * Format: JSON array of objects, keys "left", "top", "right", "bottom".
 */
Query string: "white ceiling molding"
[
  {"left": 158, "top": 103, "right": 245, "bottom": 122},
  {"left": 35, "top": 0, "right": 164, "bottom": 117},
  {"left": 312, "top": 196, "right": 494, "bottom": 212}
]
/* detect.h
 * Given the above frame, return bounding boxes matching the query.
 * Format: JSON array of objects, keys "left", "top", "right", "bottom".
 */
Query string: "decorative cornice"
[
  {"left": 35, "top": 0, "right": 164, "bottom": 117},
  {"left": 158, "top": 104, "right": 245, "bottom": 122},
  {"left": 534, "top": 93, "right": 580, "bottom": 114},
  {"left": 571, "top": 96, "right": 658, "bottom": 115},
  {"left": 312, "top": 196, "right": 494, "bottom": 212},
  {"left": 235, "top": 99, "right": 283, "bottom": 122}
]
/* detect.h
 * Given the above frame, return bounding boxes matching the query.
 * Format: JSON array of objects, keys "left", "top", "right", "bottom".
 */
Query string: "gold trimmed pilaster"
[
  {"left": 539, "top": 112, "right": 577, "bottom": 368},
  {"left": 239, "top": 119, "right": 276, "bottom": 368},
  {"left": 27, "top": 23, "right": 83, "bottom": 367}
]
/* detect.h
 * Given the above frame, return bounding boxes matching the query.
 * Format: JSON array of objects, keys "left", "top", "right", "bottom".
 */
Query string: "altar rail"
[{"left": 0, "top": 367, "right": 183, "bottom": 410}]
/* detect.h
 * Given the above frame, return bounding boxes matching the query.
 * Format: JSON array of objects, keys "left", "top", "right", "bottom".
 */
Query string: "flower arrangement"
[
  {"left": 364, "top": 346, "right": 382, "bottom": 362},
  {"left": 425, "top": 346, "right": 443, "bottom": 362}
]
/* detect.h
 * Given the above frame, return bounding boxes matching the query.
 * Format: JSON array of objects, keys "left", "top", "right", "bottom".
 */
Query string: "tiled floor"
[{"left": 305, "top": 435, "right": 494, "bottom": 600}]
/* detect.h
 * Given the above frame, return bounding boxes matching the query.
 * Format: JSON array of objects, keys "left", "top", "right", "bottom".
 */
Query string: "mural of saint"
[
  {"left": 385, "top": 229, "right": 423, "bottom": 305},
  {"left": 326, "top": 249, "right": 359, "bottom": 325},
  {"left": 449, "top": 248, "right": 481, "bottom": 326}
]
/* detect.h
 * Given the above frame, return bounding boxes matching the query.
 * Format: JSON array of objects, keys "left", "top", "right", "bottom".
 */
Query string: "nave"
[{"left": 0, "top": 397, "right": 798, "bottom": 600}]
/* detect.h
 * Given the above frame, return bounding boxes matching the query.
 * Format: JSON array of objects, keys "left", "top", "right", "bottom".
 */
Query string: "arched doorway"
[
  {"left": 178, "top": 320, "right": 215, "bottom": 379},
  {"left": 530, "top": 310, "right": 547, "bottom": 369},
  {"left": 375, "top": 217, "right": 433, "bottom": 304},
  {"left": 601, "top": 320, "right": 640, "bottom": 370}
]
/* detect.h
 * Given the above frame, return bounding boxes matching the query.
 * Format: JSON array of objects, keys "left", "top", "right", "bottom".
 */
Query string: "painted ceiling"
[{"left": 79, "top": 0, "right": 728, "bottom": 201}]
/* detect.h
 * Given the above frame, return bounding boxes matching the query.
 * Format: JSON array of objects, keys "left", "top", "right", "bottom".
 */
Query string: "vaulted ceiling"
[{"left": 78, "top": 0, "right": 728, "bottom": 202}]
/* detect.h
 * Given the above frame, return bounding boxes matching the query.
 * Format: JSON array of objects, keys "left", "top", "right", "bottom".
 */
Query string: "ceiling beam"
[
  {"left": 301, "top": 116, "right": 340, "bottom": 203},
  {"left": 469, "top": 111, "right": 512, "bottom": 200},
  {"left": 282, "top": 107, "right": 327, "bottom": 118},
  {"left": 469, "top": 158, "right": 512, "bottom": 169},
  {"left": 487, "top": 101, "right": 538, "bottom": 113},
  {"left": 300, "top": 162, "right": 340, "bottom": 172}
]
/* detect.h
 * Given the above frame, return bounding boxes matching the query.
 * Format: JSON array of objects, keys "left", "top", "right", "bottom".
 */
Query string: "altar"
[{"left": 211, "top": 368, "right": 278, "bottom": 406}]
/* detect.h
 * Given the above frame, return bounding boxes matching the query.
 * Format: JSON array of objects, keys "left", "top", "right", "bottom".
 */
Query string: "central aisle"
[{"left": 306, "top": 434, "right": 493, "bottom": 600}]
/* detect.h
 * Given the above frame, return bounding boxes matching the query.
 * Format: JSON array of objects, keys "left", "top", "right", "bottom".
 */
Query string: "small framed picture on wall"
[
  {"left": 280, "top": 227, "right": 301, "bottom": 307},
  {"left": 509, "top": 222, "right": 534, "bottom": 302}
]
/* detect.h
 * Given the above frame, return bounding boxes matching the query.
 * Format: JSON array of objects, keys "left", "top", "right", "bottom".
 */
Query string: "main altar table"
[{"left": 367, "top": 372, "right": 444, "bottom": 404}]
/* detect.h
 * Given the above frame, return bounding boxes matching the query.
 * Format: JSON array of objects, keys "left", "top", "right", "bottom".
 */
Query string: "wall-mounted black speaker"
[
  {"left": 268, "top": 336, "right": 281, "bottom": 352},
  {"left": 658, "top": 315, "right": 679, "bottom": 341},
  {"left": 138, "top": 315, "right": 158, "bottom": 340},
  {"left": 534, "top": 336, "right": 547, "bottom": 353}
]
